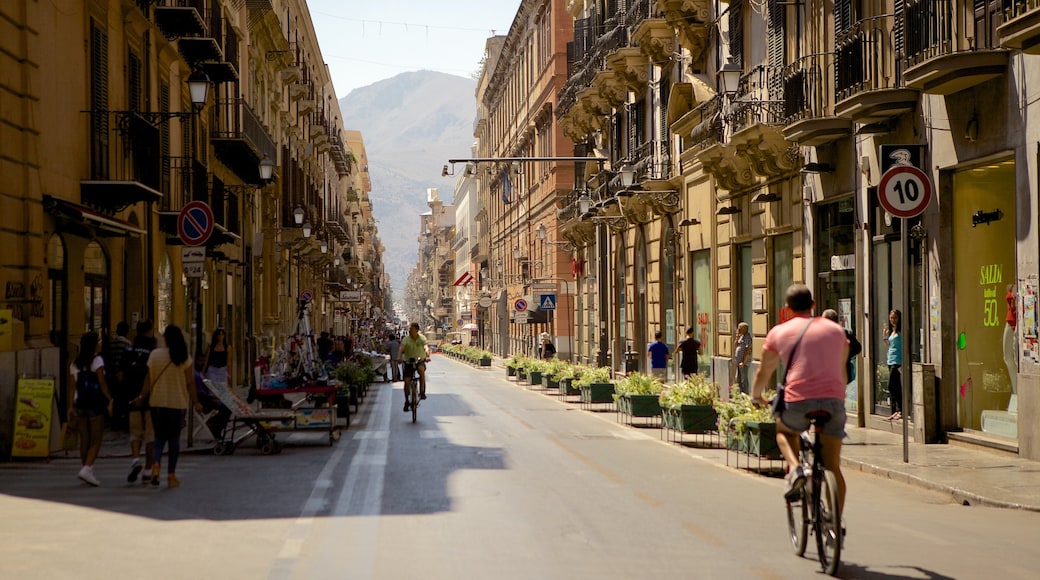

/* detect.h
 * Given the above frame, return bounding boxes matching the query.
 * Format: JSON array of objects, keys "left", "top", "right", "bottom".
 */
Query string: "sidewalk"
[{"left": 839, "top": 422, "right": 1040, "bottom": 511}]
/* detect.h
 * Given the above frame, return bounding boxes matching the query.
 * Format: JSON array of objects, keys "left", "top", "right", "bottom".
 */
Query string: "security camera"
[{"left": 441, "top": 164, "right": 450, "bottom": 177}]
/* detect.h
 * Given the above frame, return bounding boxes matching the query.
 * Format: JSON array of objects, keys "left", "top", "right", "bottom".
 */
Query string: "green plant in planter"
[
  {"left": 713, "top": 386, "right": 754, "bottom": 434},
  {"left": 574, "top": 366, "right": 613, "bottom": 387},
  {"left": 613, "top": 372, "right": 664, "bottom": 397},
  {"left": 658, "top": 374, "right": 720, "bottom": 409}
]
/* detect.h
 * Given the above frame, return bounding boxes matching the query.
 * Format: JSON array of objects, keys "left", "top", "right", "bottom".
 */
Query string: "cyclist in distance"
[
  {"left": 751, "top": 284, "right": 849, "bottom": 512},
  {"left": 401, "top": 322, "right": 430, "bottom": 412}
]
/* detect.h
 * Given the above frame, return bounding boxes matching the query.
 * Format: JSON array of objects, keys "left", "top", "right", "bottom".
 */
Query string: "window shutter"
[
  {"left": 835, "top": 0, "right": 853, "bottom": 33},
  {"left": 90, "top": 20, "right": 109, "bottom": 180},
  {"left": 729, "top": 0, "right": 744, "bottom": 67},
  {"left": 766, "top": 0, "right": 785, "bottom": 101},
  {"left": 160, "top": 80, "right": 171, "bottom": 209},
  {"left": 129, "top": 50, "right": 142, "bottom": 112}
]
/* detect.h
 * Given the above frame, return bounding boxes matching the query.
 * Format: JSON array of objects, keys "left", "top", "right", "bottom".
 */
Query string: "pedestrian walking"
[
  {"left": 203, "top": 328, "right": 232, "bottom": 387},
  {"left": 647, "top": 331, "right": 670, "bottom": 380},
  {"left": 733, "top": 322, "right": 752, "bottom": 393},
  {"left": 122, "top": 320, "right": 157, "bottom": 483},
  {"left": 677, "top": 327, "right": 701, "bottom": 378},
  {"left": 386, "top": 334, "right": 402, "bottom": 382},
  {"left": 68, "top": 331, "right": 113, "bottom": 486},
  {"left": 105, "top": 321, "right": 132, "bottom": 430},
  {"left": 132, "top": 325, "right": 202, "bottom": 488}
]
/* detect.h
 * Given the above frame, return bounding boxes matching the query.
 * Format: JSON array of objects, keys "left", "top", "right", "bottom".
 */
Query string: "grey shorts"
[{"left": 778, "top": 398, "right": 847, "bottom": 438}]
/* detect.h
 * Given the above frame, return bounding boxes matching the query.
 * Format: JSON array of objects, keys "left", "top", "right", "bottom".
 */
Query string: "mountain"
[{"left": 339, "top": 70, "right": 477, "bottom": 301}]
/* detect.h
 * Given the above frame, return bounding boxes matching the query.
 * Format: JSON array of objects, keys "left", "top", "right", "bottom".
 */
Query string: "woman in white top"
[
  {"left": 68, "top": 331, "right": 113, "bottom": 486},
  {"left": 133, "top": 325, "right": 201, "bottom": 488}
]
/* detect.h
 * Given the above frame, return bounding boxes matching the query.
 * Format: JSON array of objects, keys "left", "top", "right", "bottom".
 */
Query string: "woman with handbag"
[{"left": 132, "top": 325, "right": 202, "bottom": 488}]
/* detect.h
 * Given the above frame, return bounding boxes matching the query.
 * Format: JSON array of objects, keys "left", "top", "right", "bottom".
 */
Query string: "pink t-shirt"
[{"left": 763, "top": 315, "right": 848, "bottom": 402}]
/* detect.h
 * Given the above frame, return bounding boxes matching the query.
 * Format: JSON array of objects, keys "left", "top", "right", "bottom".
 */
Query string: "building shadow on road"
[{"left": 837, "top": 562, "right": 957, "bottom": 579}]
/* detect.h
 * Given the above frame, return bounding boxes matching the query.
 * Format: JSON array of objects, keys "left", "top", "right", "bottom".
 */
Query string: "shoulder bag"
[{"left": 771, "top": 317, "right": 815, "bottom": 415}]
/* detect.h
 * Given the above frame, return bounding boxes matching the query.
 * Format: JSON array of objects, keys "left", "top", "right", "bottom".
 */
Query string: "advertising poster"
[
  {"left": 0, "top": 308, "right": 12, "bottom": 351},
  {"left": 12, "top": 378, "right": 56, "bottom": 458}
]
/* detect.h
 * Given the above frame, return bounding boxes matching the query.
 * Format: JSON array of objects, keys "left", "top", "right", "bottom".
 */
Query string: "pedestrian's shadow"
[{"left": 836, "top": 562, "right": 956, "bottom": 579}]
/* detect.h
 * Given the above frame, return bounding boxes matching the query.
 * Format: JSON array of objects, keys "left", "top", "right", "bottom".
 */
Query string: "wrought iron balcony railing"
[{"left": 783, "top": 53, "right": 835, "bottom": 122}]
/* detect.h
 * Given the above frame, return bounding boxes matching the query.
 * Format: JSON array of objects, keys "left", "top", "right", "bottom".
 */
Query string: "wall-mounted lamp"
[
  {"left": 441, "top": 164, "right": 452, "bottom": 177},
  {"left": 320, "top": 240, "right": 328, "bottom": 253},
  {"left": 752, "top": 192, "right": 782, "bottom": 204},
  {"left": 577, "top": 193, "right": 593, "bottom": 214},
  {"left": 972, "top": 208, "right": 1003, "bottom": 227},
  {"left": 801, "top": 162, "right": 834, "bottom": 174},
  {"left": 511, "top": 161, "right": 523, "bottom": 175},
  {"left": 678, "top": 217, "right": 701, "bottom": 226},
  {"left": 619, "top": 165, "right": 636, "bottom": 189},
  {"left": 716, "top": 205, "right": 741, "bottom": 216},
  {"left": 293, "top": 206, "right": 305, "bottom": 225},
  {"left": 466, "top": 162, "right": 478, "bottom": 176},
  {"left": 187, "top": 68, "right": 211, "bottom": 109},
  {"left": 259, "top": 155, "right": 276, "bottom": 182},
  {"left": 716, "top": 57, "right": 742, "bottom": 94},
  {"left": 302, "top": 222, "right": 312, "bottom": 238},
  {"left": 334, "top": 256, "right": 341, "bottom": 266}
]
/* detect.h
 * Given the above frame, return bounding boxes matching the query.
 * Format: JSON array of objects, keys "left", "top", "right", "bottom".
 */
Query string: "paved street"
[{"left": 2, "top": 356, "right": 1038, "bottom": 579}]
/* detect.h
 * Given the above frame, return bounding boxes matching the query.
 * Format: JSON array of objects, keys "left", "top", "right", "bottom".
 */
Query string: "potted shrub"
[
  {"left": 659, "top": 374, "right": 720, "bottom": 434},
  {"left": 714, "top": 387, "right": 754, "bottom": 452},
  {"left": 479, "top": 350, "right": 493, "bottom": 367},
  {"left": 614, "top": 372, "right": 664, "bottom": 417},
  {"left": 505, "top": 354, "right": 522, "bottom": 377},
  {"left": 556, "top": 363, "right": 580, "bottom": 396},
  {"left": 575, "top": 366, "right": 614, "bottom": 404},
  {"left": 543, "top": 360, "right": 567, "bottom": 389},
  {"left": 526, "top": 359, "right": 548, "bottom": 386}
]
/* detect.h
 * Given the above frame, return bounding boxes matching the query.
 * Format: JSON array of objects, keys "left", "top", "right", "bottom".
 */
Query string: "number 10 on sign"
[{"left": 878, "top": 165, "right": 933, "bottom": 219}]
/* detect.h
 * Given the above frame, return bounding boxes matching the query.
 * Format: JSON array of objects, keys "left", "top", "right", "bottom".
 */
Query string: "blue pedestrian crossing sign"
[{"left": 539, "top": 294, "right": 557, "bottom": 311}]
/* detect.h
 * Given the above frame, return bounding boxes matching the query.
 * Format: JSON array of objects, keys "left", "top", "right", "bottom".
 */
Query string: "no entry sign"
[{"left": 178, "top": 201, "right": 214, "bottom": 246}]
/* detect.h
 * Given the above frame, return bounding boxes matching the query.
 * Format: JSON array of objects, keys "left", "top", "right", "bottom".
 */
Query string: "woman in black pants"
[
  {"left": 133, "top": 325, "right": 202, "bottom": 488},
  {"left": 883, "top": 309, "right": 903, "bottom": 421}
]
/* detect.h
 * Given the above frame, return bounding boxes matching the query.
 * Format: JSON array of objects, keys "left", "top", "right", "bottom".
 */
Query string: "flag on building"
[
  {"left": 501, "top": 168, "right": 513, "bottom": 204},
  {"left": 452, "top": 271, "right": 475, "bottom": 287}
]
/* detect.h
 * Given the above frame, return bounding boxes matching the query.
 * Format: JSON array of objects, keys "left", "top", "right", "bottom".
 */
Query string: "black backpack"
[
  {"left": 74, "top": 367, "right": 106, "bottom": 411},
  {"left": 121, "top": 346, "right": 152, "bottom": 400}
]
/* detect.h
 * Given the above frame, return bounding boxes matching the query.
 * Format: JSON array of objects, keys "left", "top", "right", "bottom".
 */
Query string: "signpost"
[
  {"left": 177, "top": 200, "right": 214, "bottom": 246},
  {"left": 182, "top": 247, "right": 206, "bottom": 278},
  {"left": 514, "top": 298, "right": 528, "bottom": 312},
  {"left": 878, "top": 147, "right": 932, "bottom": 463}
]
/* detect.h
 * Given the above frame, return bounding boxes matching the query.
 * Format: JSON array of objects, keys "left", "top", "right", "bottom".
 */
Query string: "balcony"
[
  {"left": 199, "top": 24, "right": 239, "bottom": 84},
  {"left": 658, "top": 0, "right": 710, "bottom": 61},
  {"left": 781, "top": 53, "right": 852, "bottom": 147},
  {"left": 901, "top": 0, "right": 1008, "bottom": 94},
  {"left": 833, "top": 16, "right": 919, "bottom": 124},
  {"left": 1000, "top": 1, "right": 1040, "bottom": 53},
  {"left": 81, "top": 111, "right": 165, "bottom": 212},
  {"left": 153, "top": 0, "right": 205, "bottom": 39},
  {"left": 632, "top": 17, "right": 674, "bottom": 64},
  {"left": 210, "top": 98, "right": 277, "bottom": 185}
]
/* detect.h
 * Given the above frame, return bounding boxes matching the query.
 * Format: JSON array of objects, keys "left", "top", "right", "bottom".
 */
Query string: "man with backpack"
[{"left": 121, "top": 320, "right": 157, "bottom": 483}]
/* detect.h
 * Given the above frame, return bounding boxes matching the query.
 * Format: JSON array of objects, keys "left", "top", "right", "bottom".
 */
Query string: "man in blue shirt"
[{"left": 647, "top": 331, "right": 670, "bottom": 380}]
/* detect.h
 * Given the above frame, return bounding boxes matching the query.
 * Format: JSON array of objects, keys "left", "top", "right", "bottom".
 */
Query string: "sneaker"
[
  {"left": 784, "top": 465, "right": 807, "bottom": 501},
  {"left": 403, "top": 401, "right": 410, "bottom": 412},
  {"left": 78, "top": 465, "right": 100, "bottom": 487},
  {"left": 167, "top": 474, "right": 180, "bottom": 489},
  {"left": 127, "top": 458, "right": 143, "bottom": 483}
]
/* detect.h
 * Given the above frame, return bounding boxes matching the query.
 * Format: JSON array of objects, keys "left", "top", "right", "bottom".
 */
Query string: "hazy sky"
[{"left": 307, "top": 0, "right": 522, "bottom": 98}]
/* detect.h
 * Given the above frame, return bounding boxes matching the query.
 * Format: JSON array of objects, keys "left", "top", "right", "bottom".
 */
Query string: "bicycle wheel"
[
  {"left": 815, "top": 469, "right": 842, "bottom": 576},
  {"left": 410, "top": 377, "right": 418, "bottom": 423},
  {"left": 786, "top": 493, "right": 808, "bottom": 556}
]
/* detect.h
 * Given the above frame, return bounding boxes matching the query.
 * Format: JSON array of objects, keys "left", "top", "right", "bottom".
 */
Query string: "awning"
[
  {"left": 43, "top": 195, "right": 146, "bottom": 237},
  {"left": 461, "top": 323, "right": 479, "bottom": 331}
]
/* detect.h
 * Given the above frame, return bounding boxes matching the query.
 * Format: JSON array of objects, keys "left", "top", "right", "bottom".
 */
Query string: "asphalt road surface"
[{"left": 2, "top": 355, "right": 1037, "bottom": 579}]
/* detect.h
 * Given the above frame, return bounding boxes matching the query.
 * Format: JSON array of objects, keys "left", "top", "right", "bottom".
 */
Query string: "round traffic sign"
[
  {"left": 301, "top": 290, "right": 314, "bottom": 302},
  {"left": 878, "top": 165, "right": 932, "bottom": 219},
  {"left": 514, "top": 298, "right": 528, "bottom": 312},
  {"left": 178, "top": 201, "right": 215, "bottom": 246},
  {"left": 478, "top": 296, "right": 492, "bottom": 308}
]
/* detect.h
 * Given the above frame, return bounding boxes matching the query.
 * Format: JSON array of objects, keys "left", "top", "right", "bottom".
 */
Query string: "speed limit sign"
[{"left": 878, "top": 165, "right": 933, "bottom": 218}]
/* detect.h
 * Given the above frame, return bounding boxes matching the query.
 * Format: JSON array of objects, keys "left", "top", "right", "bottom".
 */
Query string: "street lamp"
[
  {"left": 293, "top": 206, "right": 305, "bottom": 225},
  {"left": 302, "top": 222, "right": 312, "bottom": 238},
  {"left": 717, "top": 57, "right": 742, "bottom": 94},
  {"left": 578, "top": 192, "right": 592, "bottom": 215},
  {"left": 187, "top": 68, "right": 210, "bottom": 108},
  {"left": 320, "top": 239, "right": 328, "bottom": 254},
  {"left": 619, "top": 166, "right": 636, "bottom": 189},
  {"left": 259, "top": 155, "right": 276, "bottom": 182}
]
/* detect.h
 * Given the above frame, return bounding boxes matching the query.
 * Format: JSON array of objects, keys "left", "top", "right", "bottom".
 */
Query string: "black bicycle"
[
  {"left": 403, "top": 357, "right": 426, "bottom": 423},
  {"left": 786, "top": 410, "right": 842, "bottom": 576}
]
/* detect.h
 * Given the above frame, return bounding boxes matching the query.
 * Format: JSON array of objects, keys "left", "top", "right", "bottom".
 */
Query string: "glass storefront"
[
  {"left": 953, "top": 160, "right": 1017, "bottom": 438},
  {"left": 691, "top": 249, "right": 712, "bottom": 372},
  {"left": 814, "top": 199, "right": 857, "bottom": 411}
]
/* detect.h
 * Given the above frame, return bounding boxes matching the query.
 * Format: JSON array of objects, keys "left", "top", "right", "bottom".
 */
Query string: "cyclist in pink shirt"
[{"left": 752, "top": 284, "right": 849, "bottom": 510}]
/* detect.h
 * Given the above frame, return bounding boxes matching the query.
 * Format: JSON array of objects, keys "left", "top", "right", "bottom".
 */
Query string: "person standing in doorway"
[
  {"left": 69, "top": 331, "right": 113, "bottom": 486},
  {"left": 133, "top": 325, "right": 202, "bottom": 488},
  {"left": 647, "top": 331, "right": 670, "bottom": 380},
  {"left": 884, "top": 309, "right": 903, "bottom": 421},
  {"left": 733, "top": 322, "right": 753, "bottom": 393},
  {"left": 677, "top": 327, "right": 701, "bottom": 378},
  {"left": 203, "top": 328, "right": 232, "bottom": 387}
]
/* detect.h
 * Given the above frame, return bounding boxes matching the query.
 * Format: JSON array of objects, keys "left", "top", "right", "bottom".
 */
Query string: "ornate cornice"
[
  {"left": 635, "top": 189, "right": 681, "bottom": 216},
  {"left": 632, "top": 18, "right": 675, "bottom": 64},
  {"left": 658, "top": 0, "right": 710, "bottom": 61},
  {"left": 619, "top": 193, "right": 654, "bottom": 224},
  {"left": 732, "top": 125, "right": 801, "bottom": 179},
  {"left": 607, "top": 47, "right": 650, "bottom": 92},
  {"left": 697, "top": 143, "right": 755, "bottom": 193},
  {"left": 592, "top": 69, "right": 627, "bottom": 109}
]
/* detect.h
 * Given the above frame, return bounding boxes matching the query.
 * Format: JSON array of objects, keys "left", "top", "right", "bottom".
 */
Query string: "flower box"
[
  {"left": 580, "top": 382, "right": 614, "bottom": 404},
  {"left": 543, "top": 376, "right": 559, "bottom": 389},
  {"left": 527, "top": 371, "right": 543, "bottom": 385},
  {"left": 663, "top": 405, "right": 718, "bottom": 434},
  {"left": 746, "top": 421, "right": 781, "bottom": 458},
  {"left": 622, "top": 393, "right": 661, "bottom": 417},
  {"left": 480, "top": 357, "right": 492, "bottom": 367},
  {"left": 560, "top": 378, "right": 580, "bottom": 396},
  {"left": 507, "top": 366, "right": 516, "bottom": 377}
]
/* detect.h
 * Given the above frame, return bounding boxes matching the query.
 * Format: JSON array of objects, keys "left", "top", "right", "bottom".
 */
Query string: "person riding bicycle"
[
  {"left": 751, "top": 284, "right": 849, "bottom": 513},
  {"left": 401, "top": 322, "right": 430, "bottom": 412}
]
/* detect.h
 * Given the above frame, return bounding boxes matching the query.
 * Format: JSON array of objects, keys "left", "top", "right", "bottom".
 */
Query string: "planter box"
[
  {"left": 527, "top": 371, "right": 543, "bottom": 385},
  {"left": 507, "top": 366, "right": 516, "bottom": 377},
  {"left": 727, "top": 431, "right": 748, "bottom": 452},
  {"left": 518, "top": 371, "right": 528, "bottom": 381},
  {"left": 622, "top": 393, "right": 661, "bottom": 417},
  {"left": 746, "top": 421, "right": 781, "bottom": 458},
  {"left": 663, "top": 405, "right": 718, "bottom": 434},
  {"left": 544, "top": 376, "right": 559, "bottom": 389},
  {"left": 579, "top": 382, "right": 614, "bottom": 404},
  {"left": 480, "top": 357, "right": 492, "bottom": 367},
  {"left": 560, "top": 378, "right": 580, "bottom": 395}
]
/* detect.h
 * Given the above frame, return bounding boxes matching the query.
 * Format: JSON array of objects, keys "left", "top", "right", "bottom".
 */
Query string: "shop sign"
[
  {"left": 12, "top": 378, "right": 55, "bottom": 458},
  {"left": 830, "top": 254, "right": 855, "bottom": 271}
]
